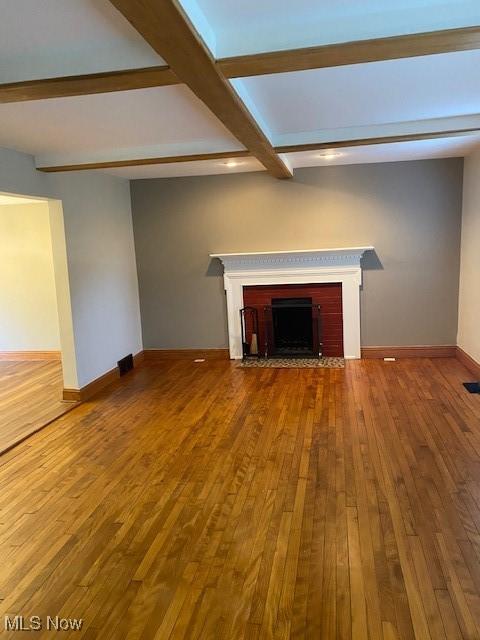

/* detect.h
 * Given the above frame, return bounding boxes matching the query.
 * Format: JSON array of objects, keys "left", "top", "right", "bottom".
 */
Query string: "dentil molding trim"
[{"left": 211, "top": 247, "right": 373, "bottom": 271}]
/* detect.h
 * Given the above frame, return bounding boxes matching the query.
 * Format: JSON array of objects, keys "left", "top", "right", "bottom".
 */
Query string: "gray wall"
[
  {"left": 0, "top": 145, "right": 143, "bottom": 387},
  {"left": 131, "top": 159, "right": 463, "bottom": 349}
]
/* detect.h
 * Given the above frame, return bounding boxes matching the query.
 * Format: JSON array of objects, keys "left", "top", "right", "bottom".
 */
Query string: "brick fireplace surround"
[{"left": 243, "top": 283, "right": 343, "bottom": 357}]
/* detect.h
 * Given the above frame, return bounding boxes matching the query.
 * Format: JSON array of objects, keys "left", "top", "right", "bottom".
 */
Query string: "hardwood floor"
[
  {"left": 0, "top": 358, "right": 480, "bottom": 638},
  {"left": 0, "top": 360, "right": 75, "bottom": 454}
]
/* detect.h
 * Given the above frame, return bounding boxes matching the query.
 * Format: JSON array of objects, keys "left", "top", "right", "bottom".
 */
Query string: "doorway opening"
[{"left": 0, "top": 192, "right": 78, "bottom": 453}]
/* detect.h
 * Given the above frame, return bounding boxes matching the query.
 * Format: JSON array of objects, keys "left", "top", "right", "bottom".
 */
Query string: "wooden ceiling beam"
[
  {"left": 37, "top": 150, "right": 251, "bottom": 173},
  {"left": 0, "top": 66, "right": 179, "bottom": 103},
  {"left": 107, "top": 0, "right": 292, "bottom": 179},
  {"left": 3, "top": 26, "right": 479, "bottom": 104},
  {"left": 38, "top": 128, "right": 479, "bottom": 172},
  {"left": 218, "top": 26, "right": 480, "bottom": 78},
  {"left": 274, "top": 128, "right": 480, "bottom": 154}
]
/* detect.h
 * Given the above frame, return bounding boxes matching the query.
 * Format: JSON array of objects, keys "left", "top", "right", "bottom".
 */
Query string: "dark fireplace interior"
[{"left": 271, "top": 297, "right": 314, "bottom": 357}]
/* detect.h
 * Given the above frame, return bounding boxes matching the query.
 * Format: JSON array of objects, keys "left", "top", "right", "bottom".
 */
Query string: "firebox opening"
[{"left": 271, "top": 297, "right": 314, "bottom": 357}]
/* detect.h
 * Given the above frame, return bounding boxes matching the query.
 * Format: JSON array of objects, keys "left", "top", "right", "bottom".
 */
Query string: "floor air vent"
[
  {"left": 118, "top": 354, "right": 134, "bottom": 376},
  {"left": 463, "top": 382, "right": 480, "bottom": 394}
]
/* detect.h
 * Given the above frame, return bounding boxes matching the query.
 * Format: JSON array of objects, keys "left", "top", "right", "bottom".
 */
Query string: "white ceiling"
[
  {"left": 234, "top": 51, "right": 480, "bottom": 144},
  {"left": 0, "top": 87, "right": 243, "bottom": 166},
  {"left": 0, "top": 0, "right": 479, "bottom": 177},
  {"left": 0, "top": 0, "right": 163, "bottom": 83},
  {"left": 103, "top": 156, "right": 264, "bottom": 179},
  {"left": 285, "top": 134, "right": 480, "bottom": 170},
  {"left": 99, "top": 134, "right": 480, "bottom": 179},
  {"left": 195, "top": 0, "right": 480, "bottom": 57}
]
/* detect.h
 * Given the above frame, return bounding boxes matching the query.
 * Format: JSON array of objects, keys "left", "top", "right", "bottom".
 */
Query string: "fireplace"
[{"left": 210, "top": 247, "right": 373, "bottom": 359}]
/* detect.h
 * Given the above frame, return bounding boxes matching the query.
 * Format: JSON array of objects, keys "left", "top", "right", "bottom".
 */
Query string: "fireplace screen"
[{"left": 264, "top": 298, "right": 323, "bottom": 358}]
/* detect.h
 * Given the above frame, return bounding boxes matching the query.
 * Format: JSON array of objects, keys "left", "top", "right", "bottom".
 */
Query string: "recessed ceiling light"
[
  {"left": 223, "top": 160, "right": 241, "bottom": 168},
  {"left": 317, "top": 151, "right": 342, "bottom": 160}
]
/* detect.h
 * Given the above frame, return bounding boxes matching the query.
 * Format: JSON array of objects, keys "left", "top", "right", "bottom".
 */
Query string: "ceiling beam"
[
  {"left": 36, "top": 150, "right": 251, "bottom": 173},
  {"left": 3, "top": 26, "right": 479, "bottom": 104},
  {"left": 0, "top": 66, "right": 179, "bottom": 103},
  {"left": 274, "top": 128, "right": 480, "bottom": 154},
  {"left": 107, "top": 0, "right": 292, "bottom": 179},
  {"left": 37, "top": 128, "right": 479, "bottom": 172},
  {"left": 218, "top": 26, "right": 480, "bottom": 78}
]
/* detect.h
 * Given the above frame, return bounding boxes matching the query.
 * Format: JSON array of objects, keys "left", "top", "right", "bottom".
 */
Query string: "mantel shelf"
[{"left": 211, "top": 247, "right": 373, "bottom": 271}]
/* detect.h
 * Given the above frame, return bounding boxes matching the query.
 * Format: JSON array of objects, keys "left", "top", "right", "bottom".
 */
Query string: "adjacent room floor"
[
  {"left": 0, "top": 359, "right": 75, "bottom": 454},
  {"left": 1, "top": 358, "right": 480, "bottom": 638}
]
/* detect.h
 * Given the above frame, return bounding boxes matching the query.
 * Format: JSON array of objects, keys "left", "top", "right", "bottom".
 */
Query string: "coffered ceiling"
[
  {"left": 192, "top": 0, "right": 480, "bottom": 56},
  {"left": 0, "top": 0, "right": 479, "bottom": 179}
]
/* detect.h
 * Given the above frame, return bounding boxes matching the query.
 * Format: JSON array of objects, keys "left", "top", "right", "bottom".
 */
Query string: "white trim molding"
[{"left": 211, "top": 247, "right": 373, "bottom": 360}]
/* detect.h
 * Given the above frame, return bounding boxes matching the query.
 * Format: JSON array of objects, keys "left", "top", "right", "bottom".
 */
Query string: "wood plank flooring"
[
  {"left": 0, "top": 358, "right": 480, "bottom": 638},
  {"left": 0, "top": 360, "right": 75, "bottom": 454}
]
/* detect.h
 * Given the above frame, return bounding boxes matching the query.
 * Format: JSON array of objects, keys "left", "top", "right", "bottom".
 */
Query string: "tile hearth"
[{"left": 239, "top": 357, "right": 345, "bottom": 368}]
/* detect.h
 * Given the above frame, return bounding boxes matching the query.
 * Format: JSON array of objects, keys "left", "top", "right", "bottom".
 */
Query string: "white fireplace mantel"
[{"left": 211, "top": 247, "right": 373, "bottom": 360}]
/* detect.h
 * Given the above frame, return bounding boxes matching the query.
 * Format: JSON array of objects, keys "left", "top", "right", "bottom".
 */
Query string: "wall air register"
[{"left": 118, "top": 353, "right": 134, "bottom": 376}]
